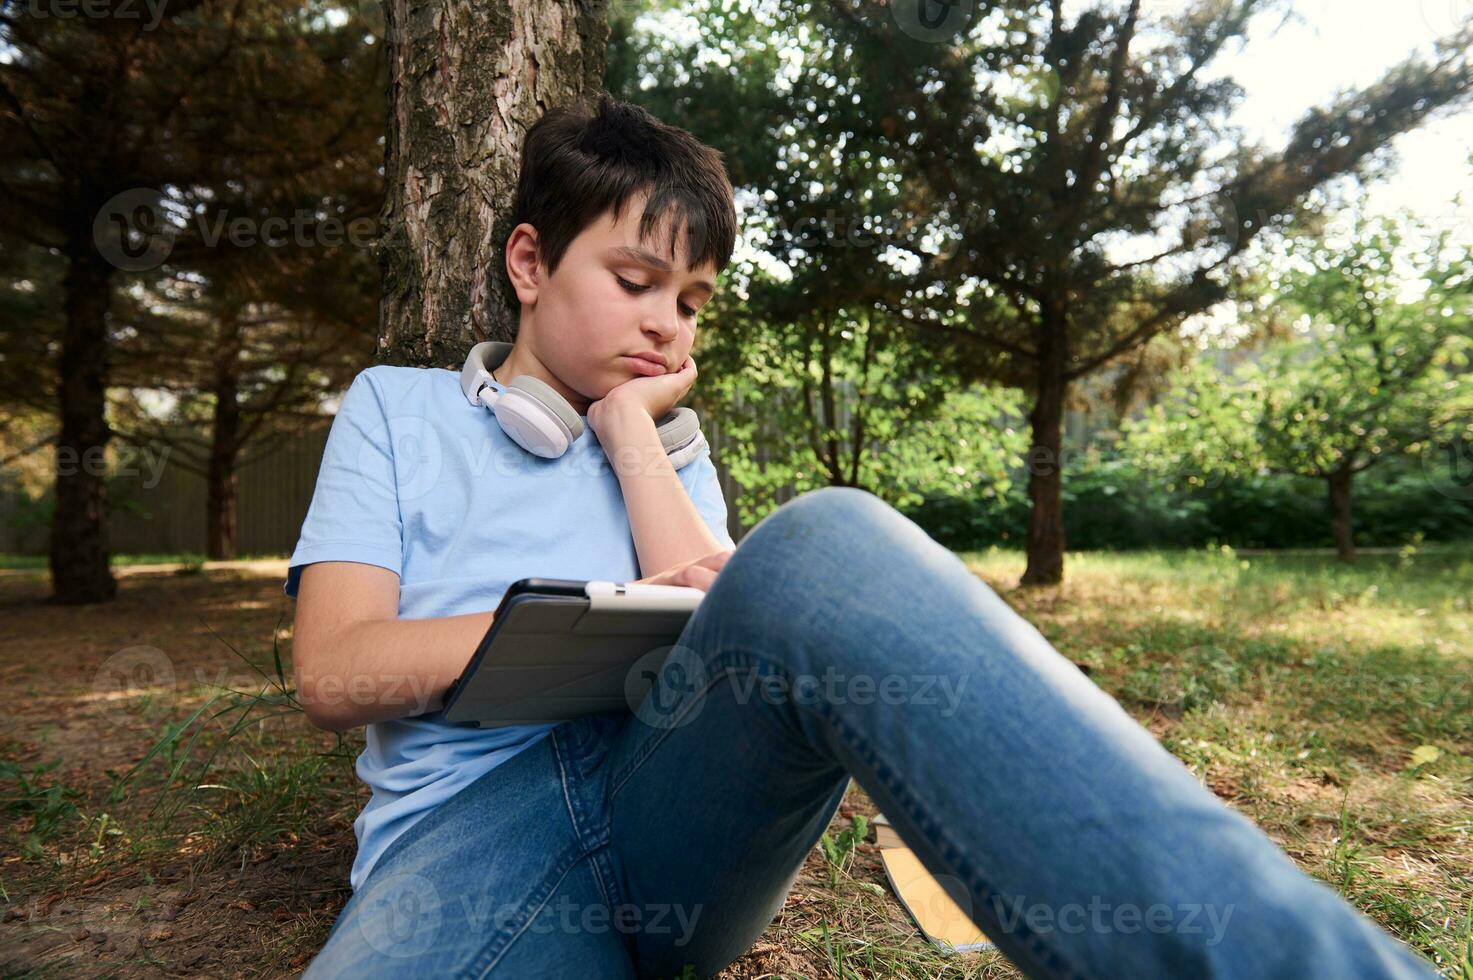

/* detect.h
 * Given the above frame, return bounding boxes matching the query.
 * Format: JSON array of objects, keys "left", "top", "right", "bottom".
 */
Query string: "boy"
[{"left": 292, "top": 97, "right": 1436, "bottom": 979}]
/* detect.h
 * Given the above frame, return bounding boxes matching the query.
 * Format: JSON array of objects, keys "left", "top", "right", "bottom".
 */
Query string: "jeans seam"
[
  {"left": 552, "top": 725, "right": 616, "bottom": 910},
  {"left": 611, "top": 643, "right": 1093, "bottom": 980},
  {"left": 458, "top": 842, "right": 591, "bottom": 980}
]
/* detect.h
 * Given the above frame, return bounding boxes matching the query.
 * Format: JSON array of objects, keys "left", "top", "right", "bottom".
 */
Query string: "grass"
[
  {"left": 0, "top": 546, "right": 1469, "bottom": 977},
  {"left": 0, "top": 552, "right": 288, "bottom": 570},
  {"left": 954, "top": 544, "right": 1473, "bottom": 979}
]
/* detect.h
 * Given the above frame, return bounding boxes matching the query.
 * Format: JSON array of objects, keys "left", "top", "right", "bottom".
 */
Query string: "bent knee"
[{"left": 757, "top": 486, "right": 893, "bottom": 545}]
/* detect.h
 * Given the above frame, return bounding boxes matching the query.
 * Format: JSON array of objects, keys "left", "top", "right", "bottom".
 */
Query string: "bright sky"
[{"left": 1208, "top": 0, "right": 1473, "bottom": 245}]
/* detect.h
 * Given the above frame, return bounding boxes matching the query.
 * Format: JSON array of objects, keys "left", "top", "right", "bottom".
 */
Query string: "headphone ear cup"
[
  {"left": 664, "top": 430, "right": 709, "bottom": 471},
  {"left": 507, "top": 376, "right": 584, "bottom": 443},
  {"left": 657, "top": 408, "right": 706, "bottom": 469},
  {"left": 493, "top": 386, "right": 578, "bottom": 458}
]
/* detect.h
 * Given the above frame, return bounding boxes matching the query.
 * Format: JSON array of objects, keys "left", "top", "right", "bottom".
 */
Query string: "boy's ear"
[{"left": 505, "top": 223, "right": 543, "bottom": 305}]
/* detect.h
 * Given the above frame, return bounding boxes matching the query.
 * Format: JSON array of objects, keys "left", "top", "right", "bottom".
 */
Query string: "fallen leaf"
[{"left": 1409, "top": 745, "right": 1442, "bottom": 768}]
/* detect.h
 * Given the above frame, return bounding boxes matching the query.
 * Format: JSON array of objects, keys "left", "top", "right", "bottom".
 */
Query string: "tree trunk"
[
  {"left": 377, "top": 0, "right": 609, "bottom": 367},
  {"left": 1021, "top": 312, "right": 1069, "bottom": 586},
  {"left": 50, "top": 234, "right": 118, "bottom": 604},
  {"left": 206, "top": 311, "right": 243, "bottom": 561},
  {"left": 1328, "top": 470, "right": 1356, "bottom": 562},
  {"left": 1021, "top": 372, "right": 1068, "bottom": 585}
]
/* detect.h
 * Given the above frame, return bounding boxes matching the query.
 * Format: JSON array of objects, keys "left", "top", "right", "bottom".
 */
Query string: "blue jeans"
[{"left": 304, "top": 487, "right": 1435, "bottom": 979}]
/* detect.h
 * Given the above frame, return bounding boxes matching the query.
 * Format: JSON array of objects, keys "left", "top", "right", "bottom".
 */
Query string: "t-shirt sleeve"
[
  {"left": 681, "top": 444, "right": 738, "bottom": 552},
  {"left": 284, "top": 370, "right": 404, "bottom": 597}
]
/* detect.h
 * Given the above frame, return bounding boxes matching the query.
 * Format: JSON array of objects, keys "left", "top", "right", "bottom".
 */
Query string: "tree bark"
[
  {"left": 1021, "top": 312, "right": 1069, "bottom": 586},
  {"left": 1328, "top": 469, "right": 1356, "bottom": 562},
  {"left": 50, "top": 231, "right": 117, "bottom": 604},
  {"left": 206, "top": 310, "right": 244, "bottom": 561},
  {"left": 377, "top": 0, "right": 609, "bottom": 367},
  {"left": 1021, "top": 371, "right": 1068, "bottom": 585}
]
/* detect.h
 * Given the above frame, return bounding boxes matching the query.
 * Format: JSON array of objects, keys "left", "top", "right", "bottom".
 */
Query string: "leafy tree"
[
  {"left": 0, "top": 0, "right": 381, "bottom": 600},
  {"left": 110, "top": 251, "right": 376, "bottom": 559},
  {"left": 1126, "top": 211, "right": 1471, "bottom": 559},
  {"left": 693, "top": 301, "right": 1026, "bottom": 522},
  {"left": 607, "top": 0, "right": 1473, "bottom": 583}
]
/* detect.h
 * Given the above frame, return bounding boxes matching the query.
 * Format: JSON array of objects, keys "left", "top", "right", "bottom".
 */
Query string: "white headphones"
[{"left": 459, "top": 341, "right": 709, "bottom": 468}]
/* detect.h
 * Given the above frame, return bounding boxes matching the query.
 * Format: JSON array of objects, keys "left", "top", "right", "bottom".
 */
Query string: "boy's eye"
[{"left": 616, "top": 274, "right": 700, "bottom": 319}]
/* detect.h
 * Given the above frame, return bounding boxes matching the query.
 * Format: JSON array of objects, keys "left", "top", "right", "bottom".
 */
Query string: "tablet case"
[{"left": 440, "top": 577, "right": 704, "bottom": 727}]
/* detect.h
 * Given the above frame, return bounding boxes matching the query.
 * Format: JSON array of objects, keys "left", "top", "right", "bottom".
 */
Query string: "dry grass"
[{"left": 1, "top": 545, "right": 1469, "bottom": 977}]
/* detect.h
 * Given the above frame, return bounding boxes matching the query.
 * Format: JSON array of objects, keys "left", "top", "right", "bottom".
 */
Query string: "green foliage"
[
  {"left": 1117, "top": 210, "right": 1472, "bottom": 554},
  {"left": 904, "top": 452, "right": 1473, "bottom": 552},
  {"left": 702, "top": 311, "right": 1028, "bottom": 524},
  {"left": 0, "top": 759, "right": 81, "bottom": 861},
  {"left": 1250, "top": 214, "right": 1471, "bottom": 479},
  {"left": 1126, "top": 212, "right": 1471, "bottom": 486},
  {"left": 817, "top": 813, "right": 870, "bottom": 887}
]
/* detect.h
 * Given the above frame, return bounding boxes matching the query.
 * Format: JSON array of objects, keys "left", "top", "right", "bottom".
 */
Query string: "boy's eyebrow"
[{"left": 608, "top": 246, "right": 716, "bottom": 296}]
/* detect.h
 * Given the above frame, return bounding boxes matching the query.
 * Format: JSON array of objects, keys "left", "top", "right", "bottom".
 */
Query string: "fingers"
[
  {"left": 644, "top": 550, "right": 732, "bottom": 592},
  {"left": 681, "top": 550, "right": 732, "bottom": 591},
  {"left": 696, "top": 548, "right": 733, "bottom": 571},
  {"left": 630, "top": 550, "right": 734, "bottom": 592},
  {"left": 677, "top": 563, "right": 720, "bottom": 593}
]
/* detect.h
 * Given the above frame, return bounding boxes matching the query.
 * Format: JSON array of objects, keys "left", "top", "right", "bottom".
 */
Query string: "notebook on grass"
[{"left": 873, "top": 813, "right": 993, "bottom": 953}]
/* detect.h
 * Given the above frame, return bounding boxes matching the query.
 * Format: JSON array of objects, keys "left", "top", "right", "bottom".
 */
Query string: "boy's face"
[{"left": 506, "top": 193, "right": 718, "bottom": 406}]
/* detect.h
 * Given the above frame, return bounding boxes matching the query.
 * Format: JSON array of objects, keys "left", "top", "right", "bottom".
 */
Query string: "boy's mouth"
[{"left": 622, "top": 355, "right": 667, "bottom": 376}]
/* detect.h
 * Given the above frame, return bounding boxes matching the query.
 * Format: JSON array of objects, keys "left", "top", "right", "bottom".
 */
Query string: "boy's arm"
[
  {"left": 292, "top": 562, "right": 490, "bottom": 732},
  {"left": 598, "top": 401, "right": 727, "bottom": 577}
]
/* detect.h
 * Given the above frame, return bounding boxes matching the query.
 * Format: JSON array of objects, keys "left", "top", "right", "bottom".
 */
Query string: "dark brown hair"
[{"left": 508, "top": 94, "right": 737, "bottom": 278}]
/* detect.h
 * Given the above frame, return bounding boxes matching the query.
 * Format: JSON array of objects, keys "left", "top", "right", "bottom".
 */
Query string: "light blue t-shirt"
[{"left": 285, "top": 364, "right": 736, "bottom": 890}]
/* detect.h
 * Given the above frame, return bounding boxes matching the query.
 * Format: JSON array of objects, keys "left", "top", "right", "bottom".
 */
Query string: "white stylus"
[{"left": 584, "top": 580, "right": 705, "bottom": 612}]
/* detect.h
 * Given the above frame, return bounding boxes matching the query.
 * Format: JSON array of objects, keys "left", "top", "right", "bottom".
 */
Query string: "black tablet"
[{"left": 440, "top": 577, "right": 704, "bottom": 727}]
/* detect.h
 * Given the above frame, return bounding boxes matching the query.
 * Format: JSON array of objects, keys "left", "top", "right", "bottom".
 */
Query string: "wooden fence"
[
  {"left": 0, "top": 419, "right": 754, "bottom": 556},
  {"left": 1, "top": 388, "right": 1105, "bottom": 558}
]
